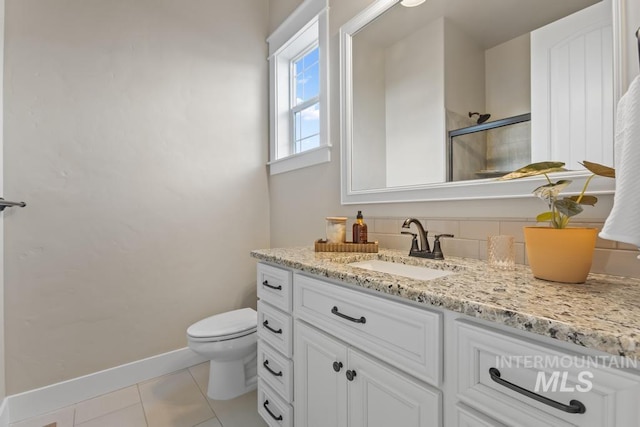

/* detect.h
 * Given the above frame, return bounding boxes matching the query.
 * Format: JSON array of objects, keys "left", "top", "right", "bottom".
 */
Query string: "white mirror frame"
[{"left": 340, "top": 0, "right": 623, "bottom": 205}]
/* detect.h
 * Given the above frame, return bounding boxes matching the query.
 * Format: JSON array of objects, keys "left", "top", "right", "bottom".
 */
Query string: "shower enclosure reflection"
[{"left": 448, "top": 114, "right": 531, "bottom": 182}]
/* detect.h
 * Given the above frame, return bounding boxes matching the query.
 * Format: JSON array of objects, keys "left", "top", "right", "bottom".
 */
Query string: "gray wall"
[{"left": 4, "top": 0, "right": 270, "bottom": 394}]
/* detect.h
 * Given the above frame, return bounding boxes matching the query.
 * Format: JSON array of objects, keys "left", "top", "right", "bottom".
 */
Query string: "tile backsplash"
[{"left": 349, "top": 216, "right": 640, "bottom": 279}]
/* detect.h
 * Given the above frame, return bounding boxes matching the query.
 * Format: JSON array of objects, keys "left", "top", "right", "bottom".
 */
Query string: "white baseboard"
[
  {"left": 0, "top": 398, "right": 9, "bottom": 427},
  {"left": 7, "top": 347, "right": 206, "bottom": 424}
]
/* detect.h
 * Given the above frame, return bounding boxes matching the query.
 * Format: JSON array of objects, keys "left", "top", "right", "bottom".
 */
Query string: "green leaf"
[
  {"left": 566, "top": 195, "right": 598, "bottom": 206},
  {"left": 536, "top": 211, "right": 555, "bottom": 222},
  {"left": 554, "top": 199, "right": 583, "bottom": 218},
  {"left": 497, "top": 161, "right": 566, "bottom": 180},
  {"left": 580, "top": 161, "right": 615, "bottom": 178},
  {"left": 532, "top": 180, "right": 572, "bottom": 200}
]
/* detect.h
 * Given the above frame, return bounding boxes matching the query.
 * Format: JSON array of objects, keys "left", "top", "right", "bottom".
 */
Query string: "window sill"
[{"left": 268, "top": 145, "right": 331, "bottom": 175}]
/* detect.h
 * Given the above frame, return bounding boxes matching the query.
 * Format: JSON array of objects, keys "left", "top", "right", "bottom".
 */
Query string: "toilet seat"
[
  {"left": 187, "top": 308, "right": 257, "bottom": 341},
  {"left": 188, "top": 327, "right": 256, "bottom": 342}
]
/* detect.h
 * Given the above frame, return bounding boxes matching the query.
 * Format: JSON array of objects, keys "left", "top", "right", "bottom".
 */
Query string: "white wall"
[
  {"left": 386, "top": 19, "right": 445, "bottom": 186},
  {"left": 621, "top": 0, "right": 640, "bottom": 88},
  {"left": 3, "top": 0, "right": 270, "bottom": 394},
  {"left": 485, "top": 34, "right": 531, "bottom": 120},
  {"left": 443, "top": 18, "right": 488, "bottom": 181},
  {"left": 352, "top": 37, "right": 386, "bottom": 190},
  {"left": 0, "top": 0, "right": 5, "bottom": 402},
  {"left": 444, "top": 18, "right": 486, "bottom": 117}
]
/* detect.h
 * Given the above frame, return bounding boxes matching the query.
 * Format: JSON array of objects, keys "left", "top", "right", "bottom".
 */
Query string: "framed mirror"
[{"left": 340, "top": 0, "right": 622, "bottom": 204}]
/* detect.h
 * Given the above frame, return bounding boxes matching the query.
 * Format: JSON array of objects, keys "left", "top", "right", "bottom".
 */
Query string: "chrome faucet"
[{"left": 401, "top": 218, "right": 454, "bottom": 260}]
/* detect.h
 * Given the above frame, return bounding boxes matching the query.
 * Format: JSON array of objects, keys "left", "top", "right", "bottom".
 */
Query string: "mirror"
[{"left": 340, "top": 0, "right": 620, "bottom": 204}]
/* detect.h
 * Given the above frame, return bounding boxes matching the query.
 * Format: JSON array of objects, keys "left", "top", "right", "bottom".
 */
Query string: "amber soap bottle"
[{"left": 352, "top": 211, "right": 368, "bottom": 243}]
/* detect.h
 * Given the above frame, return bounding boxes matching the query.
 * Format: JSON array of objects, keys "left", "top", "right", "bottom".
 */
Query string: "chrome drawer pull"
[
  {"left": 263, "top": 400, "right": 283, "bottom": 421},
  {"left": 262, "top": 320, "right": 283, "bottom": 334},
  {"left": 262, "top": 280, "right": 282, "bottom": 291},
  {"left": 489, "top": 368, "right": 586, "bottom": 414},
  {"left": 263, "top": 359, "right": 283, "bottom": 377},
  {"left": 331, "top": 306, "right": 366, "bottom": 324}
]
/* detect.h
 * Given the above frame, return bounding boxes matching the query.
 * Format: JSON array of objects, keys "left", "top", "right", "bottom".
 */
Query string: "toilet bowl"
[{"left": 187, "top": 308, "right": 258, "bottom": 400}]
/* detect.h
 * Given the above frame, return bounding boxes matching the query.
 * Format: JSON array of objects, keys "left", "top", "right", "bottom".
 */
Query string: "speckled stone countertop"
[{"left": 251, "top": 247, "right": 640, "bottom": 359}]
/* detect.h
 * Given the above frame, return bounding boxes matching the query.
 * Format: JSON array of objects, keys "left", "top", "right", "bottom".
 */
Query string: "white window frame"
[{"left": 267, "top": 0, "right": 330, "bottom": 175}]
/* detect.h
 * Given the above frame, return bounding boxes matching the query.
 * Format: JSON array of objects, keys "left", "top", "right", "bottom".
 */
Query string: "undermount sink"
[{"left": 347, "top": 259, "right": 454, "bottom": 281}]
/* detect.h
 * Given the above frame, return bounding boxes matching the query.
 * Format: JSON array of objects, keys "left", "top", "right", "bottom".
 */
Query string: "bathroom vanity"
[{"left": 252, "top": 247, "right": 640, "bottom": 427}]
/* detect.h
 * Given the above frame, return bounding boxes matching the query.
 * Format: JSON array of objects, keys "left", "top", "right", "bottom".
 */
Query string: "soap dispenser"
[{"left": 352, "top": 211, "right": 368, "bottom": 243}]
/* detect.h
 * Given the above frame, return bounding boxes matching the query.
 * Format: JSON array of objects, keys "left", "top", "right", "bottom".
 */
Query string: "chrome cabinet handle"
[
  {"left": 263, "top": 400, "right": 283, "bottom": 421},
  {"left": 262, "top": 320, "right": 282, "bottom": 334},
  {"left": 263, "top": 360, "right": 283, "bottom": 377},
  {"left": 331, "top": 306, "right": 366, "bottom": 324},
  {"left": 262, "top": 280, "right": 282, "bottom": 290},
  {"left": 489, "top": 368, "right": 586, "bottom": 414}
]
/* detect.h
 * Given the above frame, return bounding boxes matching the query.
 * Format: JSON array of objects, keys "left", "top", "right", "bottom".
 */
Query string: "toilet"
[{"left": 187, "top": 308, "right": 258, "bottom": 400}]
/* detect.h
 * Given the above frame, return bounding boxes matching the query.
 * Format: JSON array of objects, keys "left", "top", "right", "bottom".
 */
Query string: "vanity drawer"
[
  {"left": 258, "top": 300, "right": 293, "bottom": 358},
  {"left": 293, "top": 273, "right": 442, "bottom": 386},
  {"left": 258, "top": 379, "right": 293, "bottom": 427},
  {"left": 257, "top": 263, "right": 293, "bottom": 312},
  {"left": 456, "top": 319, "right": 640, "bottom": 427},
  {"left": 455, "top": 403, "right": 507, "bottom": 427},
  {"left": 258, "top": 340, "right": 293, "bottom": 402}
]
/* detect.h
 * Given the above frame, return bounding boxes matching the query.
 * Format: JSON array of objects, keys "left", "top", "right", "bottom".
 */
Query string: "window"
[
  {"left": 268, "top": 0, "right": 329, "bottom": 175},
  {"left": 292, "top": 46, "right": 320, "bottom": 153}
]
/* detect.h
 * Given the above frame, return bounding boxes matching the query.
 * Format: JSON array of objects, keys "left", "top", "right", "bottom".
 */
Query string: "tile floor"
[{"left": 10, "top": 363, "right": 268, "bottom": 427}]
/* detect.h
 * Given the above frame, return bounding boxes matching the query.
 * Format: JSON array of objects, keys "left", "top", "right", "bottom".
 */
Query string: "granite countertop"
[{"left": 251, "top": 247, "right": 640, "bottom": 359}]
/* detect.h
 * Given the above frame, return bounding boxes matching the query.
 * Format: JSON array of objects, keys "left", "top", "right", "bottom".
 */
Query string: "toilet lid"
[{"left": 187, "top": 308, "right": 257, "bottom": 339}]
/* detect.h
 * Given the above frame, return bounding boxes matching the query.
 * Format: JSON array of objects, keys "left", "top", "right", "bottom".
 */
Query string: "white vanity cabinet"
[
  {"left": 255, "top": 260, "right": 640, "bottom": 427},
  {"left": 294, "top": 320, "right": 441, "bottom": 427},
  {"left": 256, "top": 263, "right": 295, "bottom": 427}
]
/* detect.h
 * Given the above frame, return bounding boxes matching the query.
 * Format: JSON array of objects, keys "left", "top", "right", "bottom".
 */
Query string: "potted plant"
[{"left": 499, "top": 161, "right": 615, "bottom": 283}]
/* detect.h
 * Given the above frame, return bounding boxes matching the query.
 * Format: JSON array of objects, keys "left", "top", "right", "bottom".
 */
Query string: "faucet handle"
[
  {"left": 434, "top": 234, "right": 454, "bottom": 240},
  {"left": 401, "top": 231, "right": 420, "bottom": 252},
  {"left": 432, "top": 234, "right": 454, "bottom": 260}
]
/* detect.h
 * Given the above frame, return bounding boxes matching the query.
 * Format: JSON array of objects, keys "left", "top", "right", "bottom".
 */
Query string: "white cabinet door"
[
  {"left": 348, "top": 348, "right": 441, "bottom": 427},
  {"left": 294, "top": 321, "right": 348, "bottom": 427},
  {"left": 531, "top": 0, "right": 613, "bottom": 169}
]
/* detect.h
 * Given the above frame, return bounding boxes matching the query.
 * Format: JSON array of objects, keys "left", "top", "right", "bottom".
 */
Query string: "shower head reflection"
[{"left": 469, "top": 112, "right": 491, "bottom": 124}]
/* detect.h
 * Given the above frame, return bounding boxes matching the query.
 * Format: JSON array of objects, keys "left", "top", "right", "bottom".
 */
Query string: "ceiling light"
[{"left": 400, "top": 0, "right": 426, "bottom": 7}]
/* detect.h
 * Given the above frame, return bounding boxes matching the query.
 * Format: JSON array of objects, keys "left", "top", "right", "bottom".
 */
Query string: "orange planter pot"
[{"left": 523, "top": 227, "right": 598, "bottom": 284}]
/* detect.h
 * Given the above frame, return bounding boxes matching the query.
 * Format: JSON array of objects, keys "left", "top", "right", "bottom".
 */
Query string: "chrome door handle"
[{"left": 0, "top": 198, "right": 26, "bottom": 211}]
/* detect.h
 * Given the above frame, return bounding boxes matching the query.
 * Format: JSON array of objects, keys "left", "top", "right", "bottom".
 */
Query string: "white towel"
[{"left": 600, "top": 75, "right": 640, "bottom": 255}]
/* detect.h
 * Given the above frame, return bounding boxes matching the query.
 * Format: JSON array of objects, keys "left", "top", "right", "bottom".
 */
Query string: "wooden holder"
[{"left": 314, "top": 239, "right": 379, "bottom": 253}]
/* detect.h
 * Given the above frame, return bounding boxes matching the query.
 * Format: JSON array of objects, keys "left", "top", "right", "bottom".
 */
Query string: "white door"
[
  {"left": 294, "top": 321, "right": 348, "bottom": 427},
  {"left": 531, "top": 0, "right": 614, "bottom": 169},
  {"left": 347, "top": 349, "right": 441, "bottom": 427}
]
